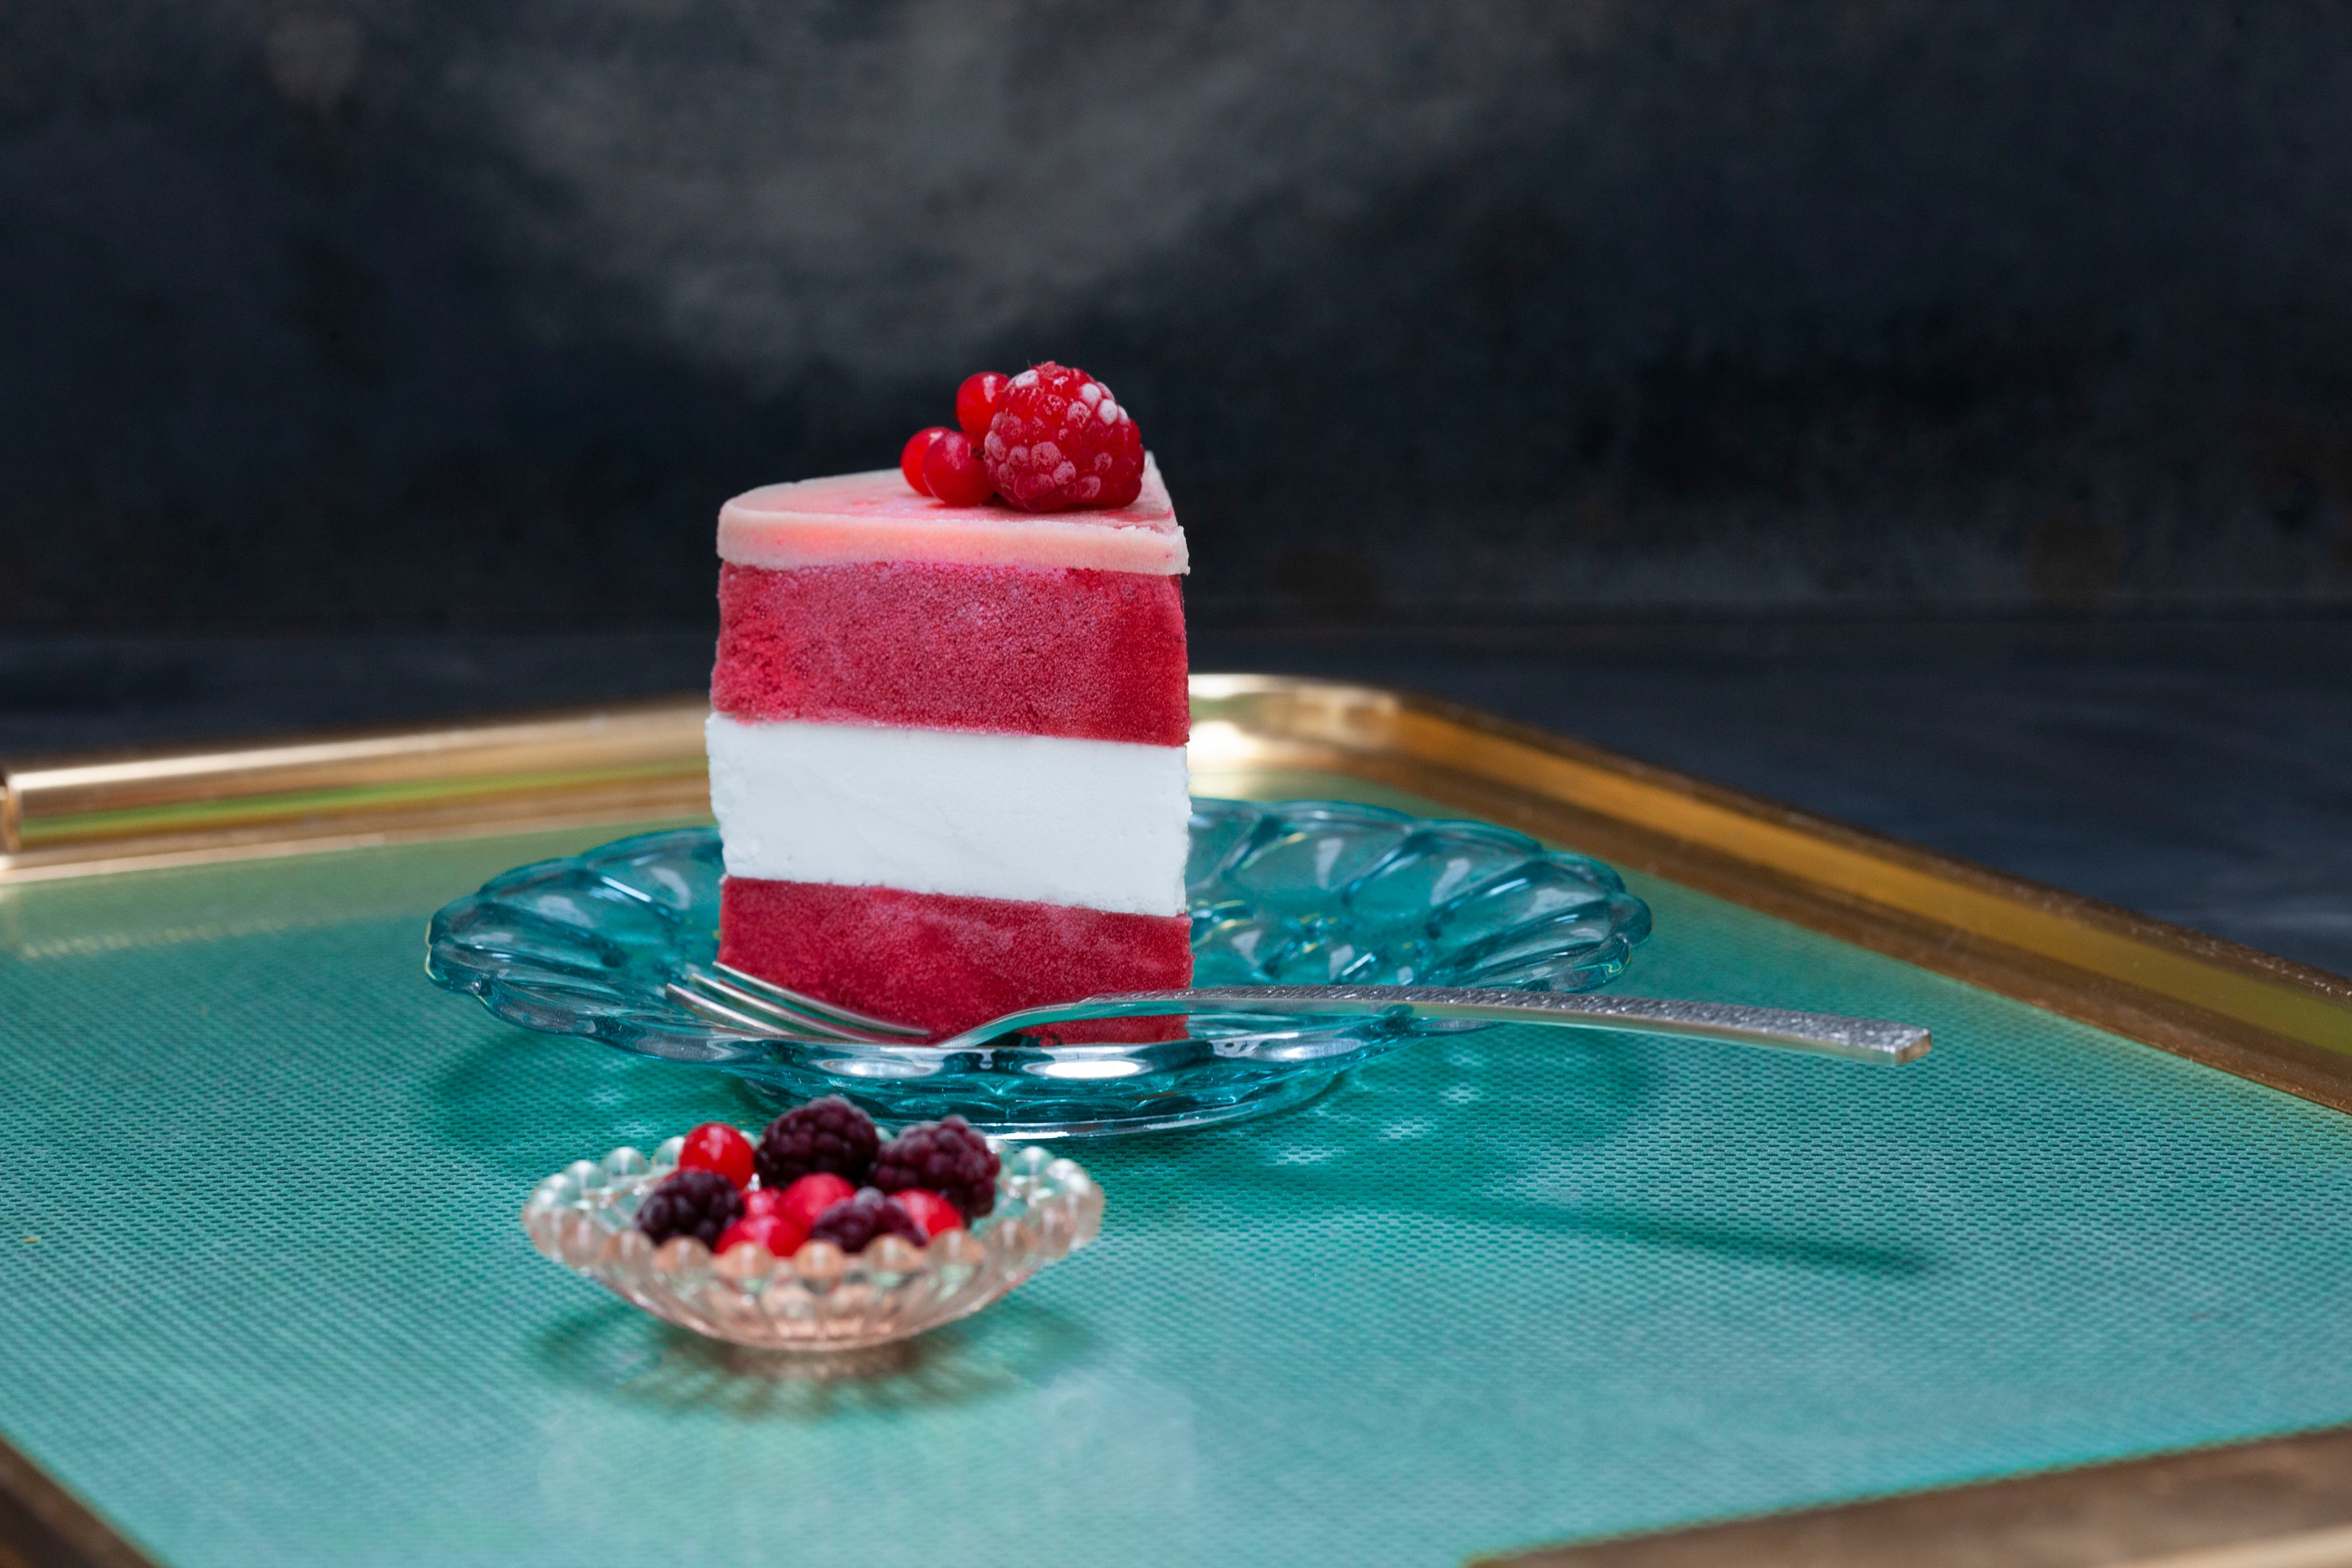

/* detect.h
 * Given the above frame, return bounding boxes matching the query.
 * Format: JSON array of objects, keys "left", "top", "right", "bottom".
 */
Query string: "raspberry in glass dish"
[{"left": 706, "top": 366, "right": 1191, "bottom": 1041}]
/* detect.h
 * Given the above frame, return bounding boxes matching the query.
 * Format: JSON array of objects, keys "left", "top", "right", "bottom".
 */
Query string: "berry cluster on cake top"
[{"left": 900, "top": 364, "right": 1145, "bottom": 512}]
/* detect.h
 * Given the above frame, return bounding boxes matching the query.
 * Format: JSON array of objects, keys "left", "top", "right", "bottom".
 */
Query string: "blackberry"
[
  {"left": 808, "top": 1187, "right": 926, "bottom": 1254},
  {"left": 635, "top": 1168, "right": 743, "bottom": 1249},
  {"left": 871, "top": 1116, "right": 1000, "bottom": 1221},
  {"left": 754, "top": 1096, "right": 879, "bottom": 1191}
]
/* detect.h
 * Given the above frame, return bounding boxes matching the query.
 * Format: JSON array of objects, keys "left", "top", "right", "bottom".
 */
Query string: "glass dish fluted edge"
[
  {"left": 429, "top": 799, "right": 1653, "bottom": 1136},
  {"left": 523, "top": 1139, "right": 1103, "bottom": 1351}
]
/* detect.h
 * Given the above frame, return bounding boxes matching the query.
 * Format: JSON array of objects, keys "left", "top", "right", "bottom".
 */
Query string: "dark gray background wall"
[{"left": 7, "top": 1, "right": 2352, "bottom": 630}]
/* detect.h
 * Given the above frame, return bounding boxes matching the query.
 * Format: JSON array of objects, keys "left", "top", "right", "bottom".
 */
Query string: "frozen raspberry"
[
  {"left": 900, "top": 426, "right": 950, "bottom": 495},
  {"left": 715, "top": 1210, "right": 811, "bottom": 1258},
  {"left": 808, "top": 1187, "right": 926, "bottom": 1253},
  {"left": 983, "top": 362, "right": 1145, "bottom": 512},
  {"left": 768, "top": 1171, "right": 856, "bottom": 1233},
  {"left": 922, "top": 429, "right": 995, "bottom": 506},
  {"left": 892, "top": 1187, "right": 964, "bottom": 1239},
  {"left": 635, "top": 1168, "right": 743, "bottom": 1248},
  {"left": 677, "top": 1121, "right": 756, "bottom": 1191},
  {"left": 755, "top": 1096, "right": 879, "bottom": 1189},
  {"left": 870, "top": 1116, "right": 1000, "bottom": 1220},
  {"left": 956, "top": 371, "right": 1009, "bottom": 441}
]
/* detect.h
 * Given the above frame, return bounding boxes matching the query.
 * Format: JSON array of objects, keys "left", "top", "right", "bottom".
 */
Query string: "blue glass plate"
[{"left": 425, "top": 799, "right": 1652, "bottom": 1136}]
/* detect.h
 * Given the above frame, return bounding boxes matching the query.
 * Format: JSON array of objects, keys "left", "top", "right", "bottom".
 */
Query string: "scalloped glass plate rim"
[{"left": 426, "top": 797, "right": 1653, "bottom": 1135}]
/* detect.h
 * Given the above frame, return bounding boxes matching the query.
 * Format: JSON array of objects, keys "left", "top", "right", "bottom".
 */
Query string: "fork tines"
[{"left": 664, "top": 964, "right": 929, "bottom": 1045}]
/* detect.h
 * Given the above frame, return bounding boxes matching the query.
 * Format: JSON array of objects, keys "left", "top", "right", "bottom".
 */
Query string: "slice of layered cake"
[{"left": 707, "top": 365, "right": 1192, "bottom": 1040}]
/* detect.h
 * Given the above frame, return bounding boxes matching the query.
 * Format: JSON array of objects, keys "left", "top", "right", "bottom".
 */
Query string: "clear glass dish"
[
  {"left": 524, "top": 1138, "right": 1101, "bottom": 1351},
  {"left": 429, "top": 799, "right": 1652, "bottom": 1136}
]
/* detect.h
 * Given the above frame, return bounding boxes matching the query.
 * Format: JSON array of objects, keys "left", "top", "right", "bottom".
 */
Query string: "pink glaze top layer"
[
  {"left": 719, "top": 456, "right": 1184, "bottom": 576},
  {"left": 713, "top": 560, "right": 1188, "bottom": 745}
]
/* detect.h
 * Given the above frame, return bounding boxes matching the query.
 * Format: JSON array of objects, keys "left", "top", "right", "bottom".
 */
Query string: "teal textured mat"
[{"left": 4, "top": 820, "right": 2352, "bottom": 1566}]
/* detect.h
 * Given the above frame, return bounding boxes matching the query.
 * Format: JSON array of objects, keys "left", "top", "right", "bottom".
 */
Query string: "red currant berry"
[
  {"left": 892, "top": 1187, "right": 964, "bottom": 1240},
  {"left": 677, "top": 1122, "right": 756, "bottom": 1191},
  {"left": 921, "top": 429, "right": 996, "bottom": 506},
  {"left": 741, "top": 1187, "right": 790, "bottom": 1221},
  {"left": 900, "top": 426, "right": 950, "bottom": 495},
  {"left": 956, "top": 372, "right": 1008, "bottom": 441},
  {"left": 715, "top": 1210, "right": 811, "bottom": 1258},
  {"left": 773, "top": 1171, "right": 857, "bottom": 1231}
]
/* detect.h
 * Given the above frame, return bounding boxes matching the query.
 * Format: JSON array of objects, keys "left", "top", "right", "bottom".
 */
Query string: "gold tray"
[{"left": 6, "top": 673, "right": 2352, "bottom": 1568}]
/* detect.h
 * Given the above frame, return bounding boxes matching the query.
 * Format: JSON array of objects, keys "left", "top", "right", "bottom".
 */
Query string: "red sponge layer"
[
  {"left": 711, "top": 561, "right": 1188, "bottom": 746},
  {"left": 719, "top": 876, "right": 1195, "bottom": 1041}
]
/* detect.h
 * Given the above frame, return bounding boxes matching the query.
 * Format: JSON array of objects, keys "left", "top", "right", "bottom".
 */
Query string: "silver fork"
[{"left": 664, "top": 963, "right": 1931, "bottom": 1066}]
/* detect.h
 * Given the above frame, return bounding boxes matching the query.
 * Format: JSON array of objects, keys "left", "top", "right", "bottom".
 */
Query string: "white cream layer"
[{"left": 705, "top": 714, "right": 1190, "bottom": 917}]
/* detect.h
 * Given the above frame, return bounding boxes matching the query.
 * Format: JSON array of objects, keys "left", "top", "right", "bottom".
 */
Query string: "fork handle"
[{"left": 959, "top": 987, "right": 1931, "bottom": 1065}]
